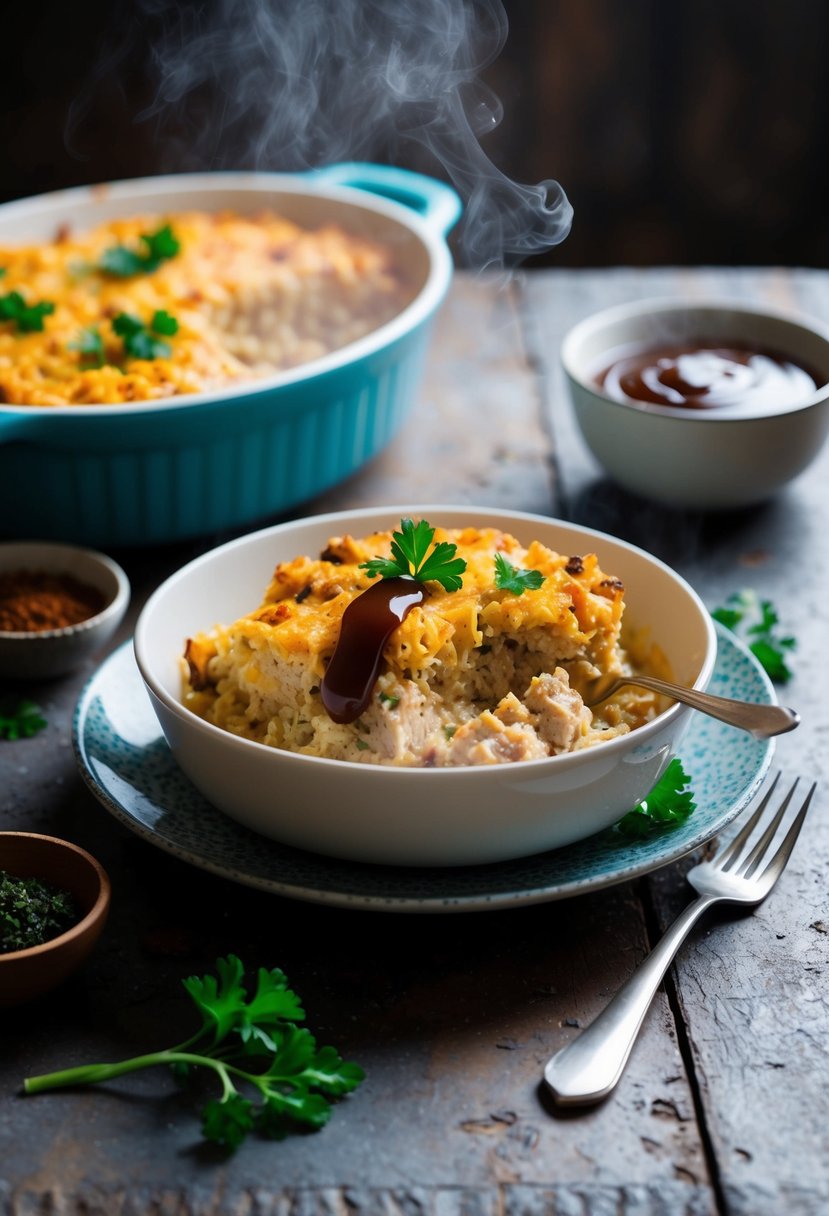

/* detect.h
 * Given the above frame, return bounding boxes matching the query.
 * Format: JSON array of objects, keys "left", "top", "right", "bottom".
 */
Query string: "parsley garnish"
[
  {"left": 0, "top": 700, "right": 47, "bottom": 741},
  {"left": 113, "top": 310, "right": 179, "bottom": 361},
  {"left": 378, "top": 691, "right": 400, "bottom": 709},
  {"left": 493, "top": 553, "right": 545, "bottom": 595},
  {"left": 0, "top": 291, "right": 55, "bottom": 333},
  {"left": 68, "top": 326, "right": 106, "bottom": 369},
  {"left": 98, "top": 223, "right": 181, "bottom": 277},
  {"left": 360, "top": 518, "right": 467, "bottom": 592},
  {"left": 615, "top": 758, "right": 696, "bottom": 838},
  {"left": 23, "top": 955, "right": 364, "bottom": 1153},
  {"left": 711, "top": 591, "right": 796, "bottom": 683}
]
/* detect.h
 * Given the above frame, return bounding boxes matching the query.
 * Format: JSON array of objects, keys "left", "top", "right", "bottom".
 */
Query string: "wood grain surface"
[{"left": 1, "top": 268, "right": 827, "bottom": 1215}]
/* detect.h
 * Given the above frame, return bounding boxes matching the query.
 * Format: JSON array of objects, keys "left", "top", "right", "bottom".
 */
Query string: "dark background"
[{"left": 3, "top": 0, "right": 828, "bottom": 268}]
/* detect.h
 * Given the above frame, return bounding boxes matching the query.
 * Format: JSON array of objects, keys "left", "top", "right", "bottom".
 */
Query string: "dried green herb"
[{"left": 0, "top": 871, "right": 77, "bottom": 952}]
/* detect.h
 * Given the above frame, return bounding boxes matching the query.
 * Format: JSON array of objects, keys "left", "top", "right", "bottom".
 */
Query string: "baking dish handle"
[{"left": 309, "top": 162, "right": 462, "bottom": 237}]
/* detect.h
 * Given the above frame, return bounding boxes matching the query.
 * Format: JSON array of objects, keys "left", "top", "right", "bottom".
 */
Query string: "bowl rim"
[
  {"left": 0, "top": 170, "right": 454, "bottom": 419},
  {"left": 0, "top": 540, "right": 131, "bottom": 639},
  {"left": 561, "top": 295, "right": 829, "bottom": 423},
  {"left": 0, "top": 831, "right": 111, "bottom": 961},
  {"left": 134, "top": 503, "right": 718, "bottom": 778}
]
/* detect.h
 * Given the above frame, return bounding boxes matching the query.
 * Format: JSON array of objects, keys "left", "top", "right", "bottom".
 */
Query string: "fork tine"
[
  {"left": 738, "top": 777, "right": 799, "bottom": 878},
  {"left": 716, "top": 770, "right": 781, "bottom": 871},
  {"left": 754, "top": 780, "right": 816, "bottom": 885}
]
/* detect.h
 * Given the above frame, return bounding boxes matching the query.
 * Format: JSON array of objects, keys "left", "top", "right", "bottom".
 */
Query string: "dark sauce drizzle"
[{"left": 320, "top": 576, "right": 425, "bottom": 725}]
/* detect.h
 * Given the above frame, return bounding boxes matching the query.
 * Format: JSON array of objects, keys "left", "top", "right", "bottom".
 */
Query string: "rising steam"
[{"left": 73, "top": 0, "right": 572, "bottom": 270}]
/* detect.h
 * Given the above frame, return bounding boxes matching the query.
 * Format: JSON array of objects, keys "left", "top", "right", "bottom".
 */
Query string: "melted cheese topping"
[{"left": 0, "top": 210, "right": 412, "bottom": 406}]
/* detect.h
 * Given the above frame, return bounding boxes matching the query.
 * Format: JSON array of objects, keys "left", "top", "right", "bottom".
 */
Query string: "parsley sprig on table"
[
  {"left": 0, "top": 700, "right": 47, "bottom": 741},
  {"left": 711, "top": 591, "right": 796, "bottom": 683},
  {"left": 0, "top": 290, "right": 55, "bottom": 333},
  {"left": 23, "top": 955, "right": 364, "bottom": 1152},
  {"left": 493, "top": 553, "right": 545, "bottom": 595},
  {"left": 98, "top": 223, "right": 181, "bottom": 277},
  {"left": 360, "top": 518, "right": 467, "bottom": 592},
  {"left": 615, "top": 759, "right": 696, "bottom": 838}
]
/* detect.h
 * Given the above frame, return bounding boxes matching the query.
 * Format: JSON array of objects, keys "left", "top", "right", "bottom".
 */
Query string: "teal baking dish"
[{"left": 0, "top": 163, "right": 460, "bottom": 546}]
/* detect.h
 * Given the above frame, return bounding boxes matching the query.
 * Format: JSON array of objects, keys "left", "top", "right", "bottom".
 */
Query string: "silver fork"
[
  {"left": 586, "top": 673, "right": 799, "bottom": 739},
  {"left": 543, "top": 772, "right": 816, "bottom": 1106}
]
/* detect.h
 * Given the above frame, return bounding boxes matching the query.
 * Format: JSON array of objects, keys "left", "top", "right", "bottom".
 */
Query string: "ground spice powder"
[{"left": 0, "top": 569, "right": 106, "bottom": 632}]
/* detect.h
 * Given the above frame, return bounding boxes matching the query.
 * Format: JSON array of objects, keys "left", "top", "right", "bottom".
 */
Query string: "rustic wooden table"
[{"left": 2, "top": 268, "right": 827, "bottom": 1216}]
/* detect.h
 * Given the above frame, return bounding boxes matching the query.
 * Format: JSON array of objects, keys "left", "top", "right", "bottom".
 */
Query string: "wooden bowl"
[{"left": 0, "top": 833, "right": 111, "bottom": 1007}]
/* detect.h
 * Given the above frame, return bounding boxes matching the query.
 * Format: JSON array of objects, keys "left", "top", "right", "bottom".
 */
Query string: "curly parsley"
[{"left": 360, "top": 518, "right": 467, "bottom": 592}]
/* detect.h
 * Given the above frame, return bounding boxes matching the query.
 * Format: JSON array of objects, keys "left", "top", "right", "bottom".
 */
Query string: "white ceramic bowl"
[
  {"left": 134, "top": 506, "right": 716, "bottom": 867},
  {"left": 562, "top": 297, "right": 829, "bottom": 509},
  {"left": 0, "top": 542, "right": 130, "bottom": 679}
]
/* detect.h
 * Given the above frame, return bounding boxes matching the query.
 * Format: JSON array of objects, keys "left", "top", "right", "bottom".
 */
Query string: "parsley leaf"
[
  {"left": 615, "top": 758, "right": 696, "bottom": 838},
  {"left": 98, "top": 223, "right": 181, "bottom": 277},
  {"left": 711, "top": 590, "right": 796, "bottom": 683},
  {"left": 493, "top": 552, "right": 545, "bottom": 595},
  {"left": 23, "top": 955, "right": 364, "bottom": 1153},
  {"left": 150, "top": 308, "right": 179, "bottom": 336},
  {"left": 112, "top": 310, "right": 178, "bottom": 361},
  {"left": 0, "top": 700, "right": 47, "bottom": 741},
  {"left": 0, "top": 291, "right": 55, "bottom": 333},
  {"left": 68, "top": 326, "right": 106, "bottom": 369},
  {"left": 360, "top": 518, "right": 467, "bottom": 592}
]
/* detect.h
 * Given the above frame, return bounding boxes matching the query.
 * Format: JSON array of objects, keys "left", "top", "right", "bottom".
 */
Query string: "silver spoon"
[{"left": 587, "top": 672, "right": 799, "bottom": 739}]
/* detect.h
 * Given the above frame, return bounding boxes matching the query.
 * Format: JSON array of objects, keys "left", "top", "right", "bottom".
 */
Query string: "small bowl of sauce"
[
  {"left": 0, "top": 541, "right": 130, "bottom": 679},
  {"left": 597, "top": 341, "right": 820, "bottom": 415},
  {"left": 562, "top": 299, "right": 829, "bottom": 509}
]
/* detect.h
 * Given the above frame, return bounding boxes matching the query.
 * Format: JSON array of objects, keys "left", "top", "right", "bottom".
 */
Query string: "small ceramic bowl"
[
  {"left": 134, "top": 505, "right": 716, "bottom": 867},
  {"left": 0, "top": 541, "right": 130, "bottom": 679},
  {"left": 0, "top": 832, "right": 111, "bottom": 1007},
  {"left": 562, "top": 297, "right": 829, "bottom": 509}
]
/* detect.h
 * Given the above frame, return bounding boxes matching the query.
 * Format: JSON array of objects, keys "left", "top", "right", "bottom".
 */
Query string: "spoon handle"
[{"left": 617, "top": 674, "right": 799, "bottom": 739}]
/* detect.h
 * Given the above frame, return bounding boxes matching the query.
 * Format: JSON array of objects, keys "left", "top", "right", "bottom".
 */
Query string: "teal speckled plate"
[{"left": 73, "top": 625, "right": 775, "bottom": 913}]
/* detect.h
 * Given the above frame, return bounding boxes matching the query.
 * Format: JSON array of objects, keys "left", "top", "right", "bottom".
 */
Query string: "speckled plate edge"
[{"left": 72, "top": 625, "right": 775, "bottom": 913}]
